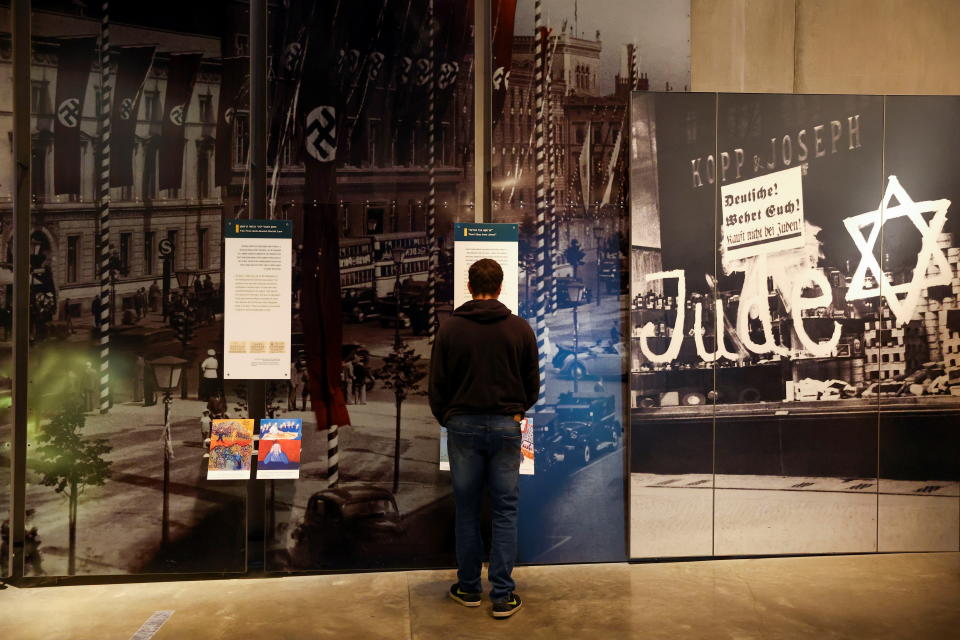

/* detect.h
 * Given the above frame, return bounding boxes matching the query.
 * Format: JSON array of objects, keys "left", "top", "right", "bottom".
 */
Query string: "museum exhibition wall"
[{"left": 2, "top": 0, "right": 957, "bottom": 581}]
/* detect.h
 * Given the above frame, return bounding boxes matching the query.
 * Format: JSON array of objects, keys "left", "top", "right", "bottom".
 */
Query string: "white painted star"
[{"left": 843, "top": 175, "right": 952, "bottom": 326}]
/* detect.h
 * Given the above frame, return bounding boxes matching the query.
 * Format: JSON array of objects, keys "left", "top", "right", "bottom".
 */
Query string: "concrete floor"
[{"left": 1, "top": 553, "right": 957, "bottom": 639}]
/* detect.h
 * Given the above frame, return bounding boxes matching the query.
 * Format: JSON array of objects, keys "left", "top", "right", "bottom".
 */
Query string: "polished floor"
[{"left": 1, "top": 553, "right": 957, "bottom": 639}]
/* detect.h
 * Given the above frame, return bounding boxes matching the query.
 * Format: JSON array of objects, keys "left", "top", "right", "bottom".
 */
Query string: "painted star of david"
[{"left": 843, "top": 175, "right": 952, "bottom": 326}]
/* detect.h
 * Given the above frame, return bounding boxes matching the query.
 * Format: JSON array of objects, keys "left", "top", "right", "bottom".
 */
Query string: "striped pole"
[
  {"left": 630, "top": 42, "right": 639, "bottom": 89},
  {"left": 327, "top": 423, "right": 340, "bottom": 486},
  {"left": 426, "top": 0, "right": 438, "bottom": 342},
  {"left": 533, "top": 3, "right": 548, "bottom": 407},
  {"left": 545, "top": 34, "right": 558, "bottom": 314},
  {"left": 97, "top": 1, "right": 112, "bottom": 413}
]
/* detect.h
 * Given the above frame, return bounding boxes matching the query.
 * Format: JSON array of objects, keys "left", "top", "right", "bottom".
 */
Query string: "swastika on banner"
[
  {"left": 416, "top": 58, "right": 432, "bottom": 86},
  {"left": 57, "top": 97, "right": 81, "bottom": 128},
  {"left": 305, "top": 105, "right": 336, "bottom": 162},
  {"left": 285, "top": 42, "right": 302, "bottom": 72},
  {"left": 493, "top": 66, "right": 510, "bottom": 90},
  {"left": 224, "top": 107, "right": 234, "bottom": 125},
  {"left": 170, "top": 104, "right": 185, "bottom": 126},
  {"left": 438, "top": 62, "right": 459, "bottom": 90},
  {"left": 368, "top": 51, "right": 385, "bottom": 80},
  {"left": 398, "top": 56, "right": 412, "bottom": 85},
  {"left": 119, "top": 97, "right": 135, "bottom": 120}
]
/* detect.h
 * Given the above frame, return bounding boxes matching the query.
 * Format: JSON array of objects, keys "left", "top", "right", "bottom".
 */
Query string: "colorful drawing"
[
  {"left": 257, "top": 418, "right": 302, "bottom": 479},
  {"left": 207, "top": 419, "right": 254, "bottom": 480}
]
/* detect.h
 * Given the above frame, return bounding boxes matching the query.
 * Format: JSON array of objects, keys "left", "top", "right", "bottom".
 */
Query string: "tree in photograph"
[
  {"left": 373, "top": 341, "right": 427, "bottom": 494},
  {"left": 33, "top": 396, "right": 113, "bottom": 575}
]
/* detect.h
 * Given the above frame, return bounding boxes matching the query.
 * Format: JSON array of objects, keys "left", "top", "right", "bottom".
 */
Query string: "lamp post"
[
  {"left": 593, "top": 221, "right": 603, "bottom": 307},
  {"left": 567, "top": 281, "right": 586, "bottom": 393},
  {"left": 391, "top": 246, "right": 405, "bottom": 351},
  {"left": 148, "top": 355, "right": 188, "bottom": 549}
]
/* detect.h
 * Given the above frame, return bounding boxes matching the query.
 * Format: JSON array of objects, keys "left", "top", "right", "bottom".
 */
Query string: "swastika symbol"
[
  {"left": 170, "top": 104, "right": 185, "bottom": 126},
  {"left": 305, "top": 105, "right": 336, "bottom": 162},
  {"left": 119, "top": 97, "right": 134, "bottom": 120},
  {"left": 57, "top": 98, "right": 81, "bottom": 128}
]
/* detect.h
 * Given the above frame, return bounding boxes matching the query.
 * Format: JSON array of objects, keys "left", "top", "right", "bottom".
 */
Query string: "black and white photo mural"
[
  {"left": 22, "top": 0, "right": 250, "bottom": 576},
  {"left": 629, "top": 91, "right": 959, "bottom": 558},
  {"left": 492, "top": 0, "right": 690, "bottom": 564}
]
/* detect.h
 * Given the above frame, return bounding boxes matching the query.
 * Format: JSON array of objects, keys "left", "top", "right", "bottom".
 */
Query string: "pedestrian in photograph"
[
  {"left": 429, "top": 258, "right": 539, "bottom": 619},
  {"left": 199, "top": 349, "right": 220, "bottom": 401},
  {"left": 341, "top": 358, "right": 354, "bottom": 404},
  {"left": 134, "top": 288, "right": 144, "bottom": 319},
  {"left": 148, "top": 280, "right": 161, "bottom": 312},
  {"left": 199, "top": 409, "right": 212, "bottom": 443},
  {"left": 207, "top": 389, "right": 227, "bottom": 419},
  {"left": 352, "top": 357, "right": 369, "bottom": 405}
]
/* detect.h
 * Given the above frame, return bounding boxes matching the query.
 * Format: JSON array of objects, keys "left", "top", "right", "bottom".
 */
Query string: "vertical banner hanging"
[
  {"left": 491, "top": 0, "right": 518, "bottom": 125},
  {"left": 159, "top": 53, "right": 202, "bottom": 191},
  {"left": 216, "top": 57, "right": 248, "bottom": 187},
  {"left": 223, "top": 220, "right": 293, "bottom": 380},
  {"left": 299, "top": 1, "right": 351, "bottom": 428},
  {"left": 110, "top": 45, "right": 155, "bottom": 187},
  {"left": 53, "top": 37, "right": 97, "bottom": 195}
]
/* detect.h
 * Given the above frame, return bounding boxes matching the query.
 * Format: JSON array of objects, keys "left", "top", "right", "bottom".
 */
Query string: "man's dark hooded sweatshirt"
[{"left": 429, "top": 299, "right": 540, "bottom": 425}]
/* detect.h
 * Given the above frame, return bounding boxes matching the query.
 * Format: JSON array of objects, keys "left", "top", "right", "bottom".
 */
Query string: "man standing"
[{"left": 429, "top": 258, "right": 539, "bottom": 619}]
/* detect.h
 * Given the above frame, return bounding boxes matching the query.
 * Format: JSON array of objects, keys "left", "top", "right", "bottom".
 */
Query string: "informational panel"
[
  {"left": 224, "top": 220, "right": 293, "bottom": 380},
  {"left": 453, "top": 222, "right": 520, "bottom": 314}
]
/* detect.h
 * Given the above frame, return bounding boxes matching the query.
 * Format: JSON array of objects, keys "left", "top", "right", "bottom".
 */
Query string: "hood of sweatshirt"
[{"left": 452, "top": 299, "right": 512, "bottom": 324}]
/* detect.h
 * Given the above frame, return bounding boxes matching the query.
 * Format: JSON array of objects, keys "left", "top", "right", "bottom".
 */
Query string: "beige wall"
[{"left": 692, "top": 0, "right": 960, "bottom": 94}]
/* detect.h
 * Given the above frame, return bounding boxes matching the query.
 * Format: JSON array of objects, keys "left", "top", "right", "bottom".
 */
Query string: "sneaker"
[
  {"left": 491, "top": 592, "right": 522, "bottom": 618},
  {"left": 448, "top": 583, "right": 482, "bottom": 607}
]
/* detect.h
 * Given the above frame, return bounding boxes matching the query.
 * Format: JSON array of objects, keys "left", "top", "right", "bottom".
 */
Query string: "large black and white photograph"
[
  {"left": 629, "top": 91, "right": 960, "bottom": 558},
  {"left": 491, "top": 0, "right": 689, "bottom": 564},
  {"left": 9, "top": 0, "right": 250, "bottom": 576}
]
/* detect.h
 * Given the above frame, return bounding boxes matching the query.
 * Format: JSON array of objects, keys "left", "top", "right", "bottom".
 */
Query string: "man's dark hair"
[{"left": 468, "top": 258, "right": 503, "bottom": 296}]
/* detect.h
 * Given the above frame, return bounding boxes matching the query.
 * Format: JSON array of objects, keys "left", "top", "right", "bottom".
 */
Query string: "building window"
[
  {"left": 197, "top": 228, "right": 208, "bottom": 269},
  {"left": 66, "top": 235, "right": 80, "bottom": 283},
  {"left": 120, "top": 232, "right": 132, "bottom": 274},
  {"left": 198, "top": 93, "right": 214, "bottom": 123},
  {"left": 143, "top": 144, "right": 158, "bottom": 199},
  {"left": 144, "top": 231, "right": 155, "bottom": 276},
  {"left": 233, "top": 112, "right": 249, "bottom": 167},
  {"left": 144, "top": 91, "right": 160, "bottom": 121},
  {"left": 31, "top": 81, "right": 51, "bottom": 114},
  {"left": 197, "top": 146, "right": 211, "bottom": 199},
  {"left": 234, "top": 33, "right": 250, "bottom": 56},
  {"left": 31, "top": 142, "right": 48, "bottom": 202}
]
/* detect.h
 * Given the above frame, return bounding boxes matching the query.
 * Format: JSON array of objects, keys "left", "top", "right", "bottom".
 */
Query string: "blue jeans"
[{"left": 446, "top": 413, "right": 522, "bottom": 602}]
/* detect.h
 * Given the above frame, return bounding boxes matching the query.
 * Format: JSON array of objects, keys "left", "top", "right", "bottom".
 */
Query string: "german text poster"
[{"left": 224, "top": 219, "right": 293, "bottom": 379}]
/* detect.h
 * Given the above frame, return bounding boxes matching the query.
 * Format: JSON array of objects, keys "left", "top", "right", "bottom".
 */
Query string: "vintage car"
[
  {"left": 553, "top": 276, "right": 593, "bottom": 308},
  {"left": 377, "top": 280, "right": 431, "bottom": 334},
  {"left": 553, "top": 341, "right": 624, "bottom": 380},
  {"left": 290, "top": 484, "right": 404, "bottom": 567},
  {"left": 341, "top": 288, "right": 380, "bottom": 323},
  {"left": 860, "top": 381, "right": 908, "bottom": 399},
  {"left": 538, "top": 393, "right": 622, "bottom": 469}
]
